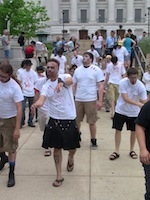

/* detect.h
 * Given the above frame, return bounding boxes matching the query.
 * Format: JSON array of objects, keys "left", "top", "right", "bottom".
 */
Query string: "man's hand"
[
  {"left": 140, "top": 149, "right": 150, "bottom": 165},
  {"left": 13, "top": 129, "right": 20, "bottom": 141},
  {"left": 136, "top": 102, "right": 144, "bottom": 108},
  {"left": 96, "top": 100, "right": 103, "bottom": 110},
  {"left": 54, "top": 82, "right": 64, "bottom": 93}
]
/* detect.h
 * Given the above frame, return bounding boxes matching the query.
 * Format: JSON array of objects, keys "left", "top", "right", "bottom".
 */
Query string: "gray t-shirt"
[{"left": 1, "top": 35, "right": 10, "bottom": 51}]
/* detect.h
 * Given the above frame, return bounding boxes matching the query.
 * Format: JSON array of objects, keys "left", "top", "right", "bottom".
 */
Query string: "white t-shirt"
[
  {"left": 41, "top": 74, "right": 76, "bottom": 119},
  {"left": 36, "top": 41, "right": 45, "bottom": 51},
  {"left": 16, "top": 68, "right": 25, "bottom": 78},
  {"left": 142, "top": 72, "right": 150, "bottom": 91},
  {"left": 113, "top": 46, "right": 128, "bottom": 63},
  {"left": 0, "top": 78, "right": 24, "bottom": 118},
  {"left": 106, "top": 62, "right": 126, "bottom": 85},
  {"left": 93, "top": 35, "right": 103, "bottom": 48},
  {"left": 87, "top": 49, "right": 99, "bottom": 65},
  {"left": 73, "top": 65, "right": 104, "bottom": 102},
  {"left": 71, "top": 55, "right": 83, "bottom": 67},
  {"left": 115, "top": 77, "right": 147, "bottom": 117},
  {"left": 18, "top": 69, "right": 38, "bottom": 97},
  {"left": 54, "top": 55, "right": 67, "bottom": 74},
  {"left": 34, "top": 77, "right": 49, "bottom": 114}
]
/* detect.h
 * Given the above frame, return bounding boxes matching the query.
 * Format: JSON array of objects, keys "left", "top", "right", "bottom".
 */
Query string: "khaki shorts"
[
  {"left": 108, "top": 83, "right": 119, "bottom": 102},
  {"left": 38, "top": 110, "right": 49, "bottom": 131},
  {"left": 0, "top": 117, "right": 18, "bottom": 153},
  {"left": 75, "top": 101, "right": 98, "bottom": 124}
]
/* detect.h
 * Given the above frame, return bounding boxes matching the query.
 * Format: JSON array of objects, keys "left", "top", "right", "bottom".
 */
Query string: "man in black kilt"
[{"left": 32, "top": 58, "right": 80, "bottom": 187}]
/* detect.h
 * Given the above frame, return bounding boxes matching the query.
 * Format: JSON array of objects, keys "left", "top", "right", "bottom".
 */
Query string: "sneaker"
[
  {"left": 28, "top": 123, "right": 36, "bottom": 127},
  {"left": 90, "top": 139, "right": 98, "bottom": 150},
  {"left": 105, "top": 108, "right": 110, "bottom": 112}
]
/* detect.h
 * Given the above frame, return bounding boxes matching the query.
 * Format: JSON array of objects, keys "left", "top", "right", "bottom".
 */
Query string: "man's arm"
[
  {"left": 97, "top": 81, "right": 104, "bottom": 110},
  {"left": 32, "top": 95, "right": 46, "bottom": 109},
  {"left": 104, "top": 73, "right": 109, "bottom": 88},
  {"left": 55, "top": 76, "right": 73, "bottom": 92},
  {"left": 72, "top": 82, "right": 77, "bottom": 96},
  {"left": 121, "top": 93, "right": 145, "bottom": 108},
  {"left": 13, "top": 102, "right": 22, "bottom": 140},
  {"left": 136, "top": 124, "right": 150, "bottom": 164},
  {"left": 34, "top": 90, "right": 40, "bottom": 103}
]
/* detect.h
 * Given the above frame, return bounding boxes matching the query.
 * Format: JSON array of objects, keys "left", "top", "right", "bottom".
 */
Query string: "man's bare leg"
[{"left": 53, "top": 148, "right": 63, "bottom": 180}]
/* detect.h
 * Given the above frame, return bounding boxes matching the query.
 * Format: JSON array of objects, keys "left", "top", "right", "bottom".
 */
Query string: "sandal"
[
  {"left": 109, "top": 152, "right": 120, "bottom": 160},
  {"left": 67, "top": 157, "right": 74, "bottom": 172},
  {"left": 52, "top": 178, "right": 64, "bottom": 187},
  {"left": 44, "top": 149, "right": 51, "bottom": 157},
  {"left": 129, "top": 151, "right": 138, "bottom": 159}
]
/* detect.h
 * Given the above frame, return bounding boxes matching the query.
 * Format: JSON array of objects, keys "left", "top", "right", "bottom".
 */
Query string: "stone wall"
[{"left": 0, "top": 46, "right": 25, "bottom": 74}]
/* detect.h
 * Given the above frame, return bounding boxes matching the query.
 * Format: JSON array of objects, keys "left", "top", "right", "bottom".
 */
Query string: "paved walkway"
[{"left": 0, "top": 108, "right": 145, "bottom": 200}]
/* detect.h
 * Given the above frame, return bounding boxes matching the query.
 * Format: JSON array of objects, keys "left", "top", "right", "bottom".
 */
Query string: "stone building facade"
[{"left": 24, "top": 0, "right": 150, "bottom": 40}]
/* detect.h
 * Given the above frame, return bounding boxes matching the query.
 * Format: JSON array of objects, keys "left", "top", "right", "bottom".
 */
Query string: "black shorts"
[
  {"left": 112, "top": 112, "right": 136, "bottom": 131},
  {"left": 42, "top": 118, "right": 81, "bottom": 150}
]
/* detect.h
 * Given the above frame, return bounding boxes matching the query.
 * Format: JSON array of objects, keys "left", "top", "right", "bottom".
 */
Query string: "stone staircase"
[{"left": 78, "top": 39, "right": 93, "bottom": 55}]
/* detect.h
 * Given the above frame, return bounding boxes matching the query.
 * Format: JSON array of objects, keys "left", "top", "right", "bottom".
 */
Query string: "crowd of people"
[{"left": 0, "top": 28, "right": 150, "bottom": 199}]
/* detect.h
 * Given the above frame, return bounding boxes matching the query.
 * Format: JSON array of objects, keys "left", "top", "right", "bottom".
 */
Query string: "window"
[
  {"left": 98, "top": 9, "right": 105, "bottom": 23},
  {"left": 62, "top": 0, "right": 69, "bottom": 2},
  {"left": 81, "top": 10, "right": 87, "bottom": 23},
  {"left": 80, "top": 0, "right": 88, "bottom": 2},
  {"left": 135, "top": 9, "right": 141, "bottom": 22},
  {"left": 116, "top": 9, "right": 123, "bottom": 22},
  {"left": 62, "top": 10, "right": 69, "bottom": 23}
]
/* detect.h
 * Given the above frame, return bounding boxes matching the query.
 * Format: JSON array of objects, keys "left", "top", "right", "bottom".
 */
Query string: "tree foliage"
[
  {"left": 0, "top": 0, "right": 50, "bottom": 38},
  {"left": 138, "top": 37, "right": 150, "bottom": 54}
]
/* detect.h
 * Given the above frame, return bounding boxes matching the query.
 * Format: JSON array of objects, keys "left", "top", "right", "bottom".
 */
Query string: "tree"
[{"left": 0, "top": 0, "right": 50, "bottom": 38}]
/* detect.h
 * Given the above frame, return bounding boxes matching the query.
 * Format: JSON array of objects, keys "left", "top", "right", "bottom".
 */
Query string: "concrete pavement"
[{"left": 0, "top": 108, "right": 145, "bottom": 200}]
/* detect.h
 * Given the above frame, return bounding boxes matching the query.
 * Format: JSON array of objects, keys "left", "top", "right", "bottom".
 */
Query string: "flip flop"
[
  {"left": 67, "top": 159, "right": 74, "bottom": 172},
  {"left": 109, "top": 152, "right": 120, "bottom": 160},
  {"left": 129, "top": 151, "right": 138, "bottom": 159},
  {"left": 52, "top": 178, "right": 64, "bottom": 187}
]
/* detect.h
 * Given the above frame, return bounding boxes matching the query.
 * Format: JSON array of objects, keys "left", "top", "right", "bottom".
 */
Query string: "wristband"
[{"left": 58, "top": 78, "right": 67, "bottom": 88}]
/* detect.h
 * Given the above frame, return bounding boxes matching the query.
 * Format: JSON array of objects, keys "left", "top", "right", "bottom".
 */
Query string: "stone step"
[{"left": 78, "top": 40, "right": 93, "bottom": 54}]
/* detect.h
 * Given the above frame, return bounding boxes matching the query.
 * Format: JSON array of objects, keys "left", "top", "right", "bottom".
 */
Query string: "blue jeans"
[
  {"left": 143, "top": 164, "right": 150, "bottom": 200},
  {"left": 95, "top": 48, "right": 102, "bottom": 56},
  {"left": 4, "top": 50, "right": 10, "bottom": 59},
  {"left": 21, "top": 96, "right": 34, "bottom": 126}
]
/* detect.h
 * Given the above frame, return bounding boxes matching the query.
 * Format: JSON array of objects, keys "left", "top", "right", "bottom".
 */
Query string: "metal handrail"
[{"left": 132, "top": 46, "right": 147, "bottom": 75}]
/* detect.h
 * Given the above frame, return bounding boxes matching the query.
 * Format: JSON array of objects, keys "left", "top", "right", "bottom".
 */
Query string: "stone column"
[
  {"left": 145, "top": 0, "right": 150, "bottom": 22},
  {"left": 146, "top": 0, "right": 150, "bottom": 9},
  {"left": 108, "top": 0, "right": 115, "bottom": 23},
  {"left": 51, "top": 0, "right": 59, "bottom": 22},
  {"left": 71, "top": 0, "right": 77, "bottom": 23},
  {"left": 89, "top": 0, "right": 96, "bottom": 23},
  {"left": 126, "top": 0, "right": 134, "bottom": 23},
  {"left": 146, "top": 0, "right": 150, "bottom": 34}
]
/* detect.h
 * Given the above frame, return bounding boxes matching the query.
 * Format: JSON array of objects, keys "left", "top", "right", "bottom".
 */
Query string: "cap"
[
  {"left": 118, "top": 40, "right": 123, "bottom": 46},
  {"left": 24, "top": 59, "right": 32, "bottom": 66},
  {"left": 36, "top": 65, "right": 44, "bottom": 71}
]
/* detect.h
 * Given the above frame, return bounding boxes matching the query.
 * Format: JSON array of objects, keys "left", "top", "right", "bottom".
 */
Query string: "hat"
[
  {"left": 106, "top": 55, "right": 112, "bottom": 59},
  {"left": 36, "top": 65, "right": 44, "bottom": 71},
  {"left": 118, "top": 40, "right": 123, "bottom": 46},
  {"left": 24, "top": 59, "right": 32, "bottom": 66}
]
